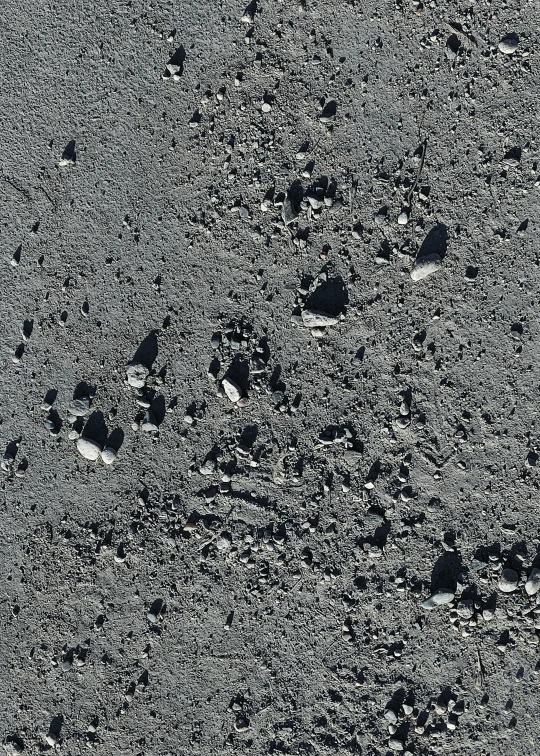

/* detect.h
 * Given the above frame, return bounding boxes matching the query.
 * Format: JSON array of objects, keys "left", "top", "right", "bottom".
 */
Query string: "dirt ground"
[{"left": 1, "top": 0, "right": 539, "bottom": 754}]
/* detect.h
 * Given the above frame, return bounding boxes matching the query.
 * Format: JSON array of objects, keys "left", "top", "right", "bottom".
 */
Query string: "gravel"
[{"left": 1, "top": 3, "right": 538, "bottom": 755}]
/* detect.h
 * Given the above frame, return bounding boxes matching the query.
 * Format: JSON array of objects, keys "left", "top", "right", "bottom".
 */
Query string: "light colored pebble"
[
  {"left": 499, "top": 568, "right": 519, "bottom": 593},
  {"left": 411, "top": 253, "right": 442, "bottom": 281},
  {"left": 222, "top": 376, "right": 242, "bottom": 403},
  {"left": 68, "top": 396, "right": 90, "bottom": 416},
  {"left": 301, "top": 309, "right": 339, "bottom": 328},
  {"left": 421, "top": 589, "right": 455, "bottom": 610},
  {"left": 141, "top": 410, "right": 158, "bottom": 432},
  {"left": 525, "top": 568, "right": 540, "bottom": 596},
  {"left": 76, "top": 437, "right": 101, "bottom": 461},
  {"left": 126, "top": 362, "right": 148, "bottom": 388},
  {"left": 101, "top": 447, "right": 117, "bottom": 465},
  {"left": 498, "top": 37, "right": 518, "bottom": 54}
]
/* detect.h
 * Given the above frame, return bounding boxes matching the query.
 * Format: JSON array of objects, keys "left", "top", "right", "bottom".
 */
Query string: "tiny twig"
[
  {"left": 407, "top": 138, "right": 428, "bottom": 207},
  {"left": 2, "top": 175, "right": 31, "bottom": 201},
  {"left": 37, "top": 185, "right": 58, "bottom": 211}
]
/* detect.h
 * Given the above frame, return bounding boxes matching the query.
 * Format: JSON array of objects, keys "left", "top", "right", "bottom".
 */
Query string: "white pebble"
[
  {"left": 499, "top": 568, "right": 519, "bottom": 593},
  {"left": 525, "top": 568, "right": 540, "bottom": 596},
  {"left": 498, "top": 37, "right": 518, "bottom": 54},
  {"left": 222, "top": 376, "right": 242, "bottom": 403},
  {"left": 301, "top": 309, "right": 339, "bottom": 328},
  {"left": 410, "top": 253, "right": 442, "bottom": 281},
  {"left": 76, "top": 437, "right": 101, "bottom": 461},
  {"left": 101, "top": 447, "right": 117, "bottom": 465},
  {"left": 126, "top": 362, "right": 148, "bottom": 388}
]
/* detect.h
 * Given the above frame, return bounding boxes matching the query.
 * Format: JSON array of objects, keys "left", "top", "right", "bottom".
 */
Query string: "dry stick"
[
  {"left": 475, "top": 648, "right": 486, "bottom": 690},
  {"left": 407, "top": 137, "right": 428, "bottom": 209},
  {"left": 2, "top": 175, "right": 32, "bottom": 201},
  {"left": 37, "top": 185, "right": 58, "bottom": 211}
]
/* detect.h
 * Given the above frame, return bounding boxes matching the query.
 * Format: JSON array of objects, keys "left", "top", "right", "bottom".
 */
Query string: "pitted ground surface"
[{"left": 1, "top": 1, "right": 539, "bottom": 754}]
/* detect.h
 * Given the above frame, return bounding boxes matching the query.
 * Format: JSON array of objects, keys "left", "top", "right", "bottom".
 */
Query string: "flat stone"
[
  {"left": 101, "top": 447, "right": 117, "bottom": 465},
  {"left": 301, "top": 309, "right": 339, "bottom": 328},
  {"left": 68, "top": 397, "right": 90, "bottom": 416},
  {"left": 525, "top": 568, "right": 540, "bottom": 596},
  {"left": 498, "top": 37, "right": 518, "bottom": 54},
  {"left": 499, "top": 568, "right": 519, "bottom": 593},
  {"left": 281, "top": 197, "right": 298, "bottom": 225},
  {"left": 411, "top": 253, "right": 442, "bottom": 281},
  {"left": 222, "top": 376, "right": 242, "bottom": 402},
  {"left": 141, "top": 410, "right": 158, "bottom": 432},
  {"left": 421, "top": 589, "right": 455, "bottom": 610},
  {"left": 76, "top": 437, "right": 101, "bottom": 461},
  {"left": 456, "top": 599, "right": 474, "bottom": 618},
  {"left": 126, "top": 362, "right": 148, "bottom": 388}
]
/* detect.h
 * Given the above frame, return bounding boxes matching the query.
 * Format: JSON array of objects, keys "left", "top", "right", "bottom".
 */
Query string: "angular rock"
[
  {"left": 301, "top": 309, "right": 339, "bottom": 328},
  {"left": 68, "top": 396, "right": 90, "bottom": 416},
  {"left": 76, "top": 437, "right": 101, "bottom": 461},
  {"left": 141, "top": 410, "right": 158, "bottom": 432},
  {"left": 222, "top": 376, "right": 242, "bottom": 403},
  {"left": 499, "top": 568, "right": 519, "bottom": 593},
  {"left": 525, "top": 568, "right": 540, "bottom": 596},
  {"left": 281, "top": 197, "right": 298, "bottom": 225},
  {"left": 421, "top": 589, "right": 455, "bottom": 610},
  {"left": 126, "top": 362, "right": 148, "bottom": 388},
  {"left": 411, "top": 253, "right": 442, "bottom": 281}
]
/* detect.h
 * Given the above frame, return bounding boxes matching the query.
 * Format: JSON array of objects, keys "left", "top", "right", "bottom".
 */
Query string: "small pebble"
[
  {"left": 76, "top": 437, "right": 101, "bottom": 461},
  {"left": 126, "top": 362, "right": 148, "bottom": 388},
  {"left": 222, "top": 376, "right": 242, "bottom": 403},
  {"left": 141, "top": 410, "right": 158, "bottom": 432},
  {"left": 421, "top": 589, "right": 455, "bottom": 610},
  {"left": 499, "top": 568, "right": 519, "bottom": 593},
  {"left": 261, "top": 102, "right": 272, "bottom": 113},
  {"left": 301, "top": 309, "right": 339, "bottom": 328},
  {"left": 101, "top": 447, "right": 117, "bottom": 465},
  {"left": 411, "top": 253, "right": 442, "bottom": 281},
  {"left": 498, "top": 37, "right": 518, "bottom": 54},
  {"left": 397, "top": 210, "right": 409, "bottom": 225},
  {"left": 68, "top": 396, "right": 90, "bottom": 417},
  {"left": 525, "top": 568, "right": 540, "bottom": 596}
]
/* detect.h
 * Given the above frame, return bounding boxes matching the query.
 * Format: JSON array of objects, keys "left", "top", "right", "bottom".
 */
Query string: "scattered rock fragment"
[
  {"left": 411, "top": 253, "right": 442, "bottom": 281},
  {"left": 525, "top": 568, "right": 540, "bottom": 596},
  {"left": 421, "top": 589, "right": 455, "bottom": 610},
  {"left": 498, "top": 37, "right": 518, "bottom": 54},
  {"left": 76, "top": 437, "right": 102, "bottom": 461},
  {"left": 126, "top": 362, "right": 148, "bottom": 388},
  {"left": 499, "top": 568, "right": 519, "bottom": 593},
  {"left": 101, "top": 447, "right": 117, "bottom": 465},
  {"left": 301, "top": 309, "right": 339, "bottom": 328},
  {"left": 222, "top": 376, "right": 242, "bottom": 403},
  {"left": 141, "top": 410, "right": 158, "bottom": 432},
  {"left": 68, "top": 396, "right": 90, "bottom": 416}
]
